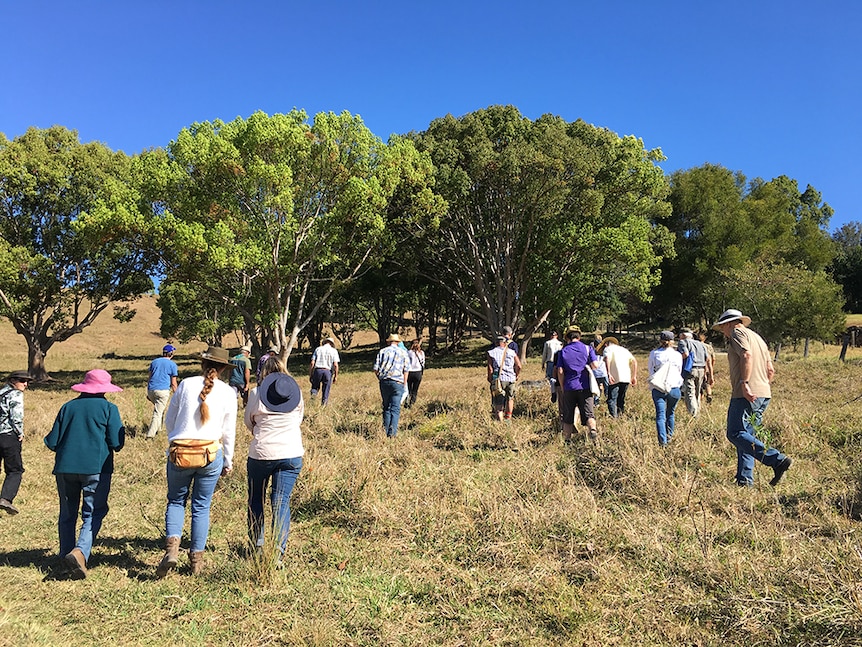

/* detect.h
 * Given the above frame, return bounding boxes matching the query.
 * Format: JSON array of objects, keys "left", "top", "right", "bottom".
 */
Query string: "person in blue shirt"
[{"left": 146, "top": 344, "right": 179, "bottom": 439}]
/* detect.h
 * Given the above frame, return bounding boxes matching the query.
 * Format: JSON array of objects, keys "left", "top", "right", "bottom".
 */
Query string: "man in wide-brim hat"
[
  {"left": 373, "top": 333, "right": 410, "bottom": 437},
  {"left": 713, "top": 309, "right": 792, "bottom": 487},
  {"left": 0, "top": 370, "right": 34, "bottom": 515}
]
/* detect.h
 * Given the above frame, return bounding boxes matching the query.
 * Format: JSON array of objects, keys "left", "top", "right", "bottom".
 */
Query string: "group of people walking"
[
  {"left": 0, "top": 311, "right": 793, "bottom": 579},
  {"left": 151, "top": 345, "right": 306, "bottom": 578},
  {"left": 0, "top": 344, "right": 306, "bottom": 579},
  {"left": 488, "top": 308, "right": 793, "bottom": 488}
]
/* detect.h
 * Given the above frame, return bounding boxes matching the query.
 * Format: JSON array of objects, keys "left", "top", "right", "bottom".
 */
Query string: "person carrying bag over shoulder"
[{"left": 157, "top": 346, "right": 237, "bottom": 578}]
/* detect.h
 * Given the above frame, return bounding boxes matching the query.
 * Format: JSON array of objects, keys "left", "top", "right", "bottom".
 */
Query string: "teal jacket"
[{"left": 44, "top": 394, "right": 125, "bottom": 474}]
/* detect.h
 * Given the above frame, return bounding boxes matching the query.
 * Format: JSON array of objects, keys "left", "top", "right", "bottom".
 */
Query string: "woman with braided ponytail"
[{"left": 157, "top": 346, "right": 237, "bottom": 577}]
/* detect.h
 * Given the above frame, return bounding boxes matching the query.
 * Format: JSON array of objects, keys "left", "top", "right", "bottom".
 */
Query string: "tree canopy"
[
  {"left": 831, "top": 221, "right": 862, "bottom": 313},
  {"left": 720, "top": 260, "right": 845, "bottom": 347},
  {"left": 653, "top": 164, "right": 835, "bottom": 326},
  {"left": 137, "top": 110, "right": 443, "bottom": 359},
  {"left": 0, "top": 126, "right": 153, "bottom": 379},
  {"left": 412, "top": 106, "right": 673, "bottom": 355}
]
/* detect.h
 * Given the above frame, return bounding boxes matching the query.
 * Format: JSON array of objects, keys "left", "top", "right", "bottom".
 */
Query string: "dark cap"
[
  {"left": 7, "top": 370, "right": 33, "bottom": 383},
  {"left": 660, "top": 330, "right": 674, "bottom": 341}
]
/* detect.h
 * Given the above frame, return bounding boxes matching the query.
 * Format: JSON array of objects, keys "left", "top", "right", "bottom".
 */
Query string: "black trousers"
[
  {"left": 0, "top": 433, "right": 24, "bottom": 502},
  {"left": 406, "top": 371, "right": 423, "bottom": 406}
]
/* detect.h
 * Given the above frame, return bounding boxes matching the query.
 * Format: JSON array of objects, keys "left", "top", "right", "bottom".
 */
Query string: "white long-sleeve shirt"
[{"left": 164, "top": 375, "right": 237, "bottom": 469}]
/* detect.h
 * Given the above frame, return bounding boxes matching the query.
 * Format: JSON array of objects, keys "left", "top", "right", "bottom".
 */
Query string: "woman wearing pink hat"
[{"left": 44, "top": 369, "right": 125, "bottom": 579}]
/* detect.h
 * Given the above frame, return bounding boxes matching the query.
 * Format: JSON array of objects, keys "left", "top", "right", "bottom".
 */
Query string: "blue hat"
[
  {"left": 163, "top": 344, "right": 176, "bottom": 353},
  {"left": 260, "top": 372, "right": 301, "bottom": 413}
]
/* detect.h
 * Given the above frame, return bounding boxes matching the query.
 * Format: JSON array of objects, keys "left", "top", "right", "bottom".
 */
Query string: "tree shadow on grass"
[{"left": 1, "top": 534, "right": 165, "bottom": 581}]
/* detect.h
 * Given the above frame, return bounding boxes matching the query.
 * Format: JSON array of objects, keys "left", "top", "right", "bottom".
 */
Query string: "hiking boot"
[
  {"left": 189, "top": 550, "right": 205, "bottom": 576},
  {"left": 770, "top": 457, "right": 793, "bottom": 487},
  {"left": 156, "top": 536, "right": 180, "bottom": 578},
  {"left": 65, "top": 548, "right": 88, "bottom": 579},
  {"left": 0, "top": 498, "right": 19, "bottom": 515}
]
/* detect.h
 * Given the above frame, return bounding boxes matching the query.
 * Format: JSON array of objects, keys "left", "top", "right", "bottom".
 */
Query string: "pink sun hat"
[{"left": 71, "top": 369, "right": 123, "bottom": 393}]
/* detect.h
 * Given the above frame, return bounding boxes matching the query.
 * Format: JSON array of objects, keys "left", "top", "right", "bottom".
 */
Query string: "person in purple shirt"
[{"left": 554, "top": 325, "right": 600, "bottom": 444}]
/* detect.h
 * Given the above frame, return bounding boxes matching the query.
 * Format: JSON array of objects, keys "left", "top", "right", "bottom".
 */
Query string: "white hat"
[{"left": 712, "top": 309, "right": 752, "bottom": 330}]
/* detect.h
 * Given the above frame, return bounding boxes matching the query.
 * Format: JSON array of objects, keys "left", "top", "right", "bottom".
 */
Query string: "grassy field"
[{"left": 2, "top": 297, "right": 862, "bottom": 646}]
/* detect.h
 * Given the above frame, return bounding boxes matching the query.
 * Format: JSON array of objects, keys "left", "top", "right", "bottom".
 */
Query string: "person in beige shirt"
[{"left": 713, "top": 309, "right": 792, "bottom": 487}]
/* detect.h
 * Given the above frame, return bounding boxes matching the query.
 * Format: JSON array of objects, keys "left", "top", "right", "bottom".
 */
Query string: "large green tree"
[
  {"left": 655, "top": 164, "right": 834, "bottom": 326},
  {"left": 831, "top": 221, "right": 862, "bottom": 313},
  {"left": 412, "top": 106, "right": 673, "bottom": 356},
  {"left": 719, "top": 260, "right": 845, "bottom": 348},
  {"left": 136, "top": 110, "right": 441, "bottom": 359},
  {"left": 0, "top": 127, "right": 153, "bottom": 380}
]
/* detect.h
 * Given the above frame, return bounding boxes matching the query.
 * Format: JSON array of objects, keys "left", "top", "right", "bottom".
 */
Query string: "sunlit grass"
[{"left": 1, "top": 299, "right": 862, "bottom": 645}]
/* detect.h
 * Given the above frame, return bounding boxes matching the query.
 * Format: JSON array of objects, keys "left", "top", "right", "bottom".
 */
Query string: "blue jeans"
[
  {"left": 165, "top": 449, "right": 224, "bottom": 552},
  {"left": 310, "top": 368, "right": 333, "bottom": 405},
  {"left": 379, "top": 379, "right": 405, "bottom": 437},
  {"left": 652, "top": 387, "right": 681, "bottom": 445},
  {"left": 607, "top": 382, "right": 629, "bottom": 417},
  {"left": 726, "top": 397, "right": 785, "bottom": 486},
  {"left": 56, "top": 472, "right": 112, "bottom": 561},
  {"left": 247, "top": 456, "right": 302, "bottom": 553}
]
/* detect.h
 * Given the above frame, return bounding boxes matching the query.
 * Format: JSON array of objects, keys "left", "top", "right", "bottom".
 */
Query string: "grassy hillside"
[{"left": 1, "top": 298, "right": 862, "bottom": 646}]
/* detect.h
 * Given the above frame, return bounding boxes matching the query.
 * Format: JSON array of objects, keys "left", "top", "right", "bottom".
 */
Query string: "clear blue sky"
[{"left": 2, "top": 1, "right": 859, "bottom": 232}]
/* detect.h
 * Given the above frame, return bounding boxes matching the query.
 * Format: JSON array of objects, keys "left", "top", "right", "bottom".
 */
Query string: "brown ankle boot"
[
  {"left": 189, "top": 550, "right": 204, "bottom": 575},
  {"left": 156, "top": 536, "right": 180, "bottom": 578}
]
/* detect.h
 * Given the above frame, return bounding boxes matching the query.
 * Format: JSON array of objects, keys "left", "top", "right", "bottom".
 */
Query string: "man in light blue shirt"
[
  {"left": 373, "top": 334, "right": 409, "bottom": 437},
  {"left": 146, "top": 344, "right": 179, "bottom": 439}
]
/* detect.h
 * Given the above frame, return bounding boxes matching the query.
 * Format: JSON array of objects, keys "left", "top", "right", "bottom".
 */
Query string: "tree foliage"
[
  {"left": 654, "top": 164, "right": 835, "bottom": 326},
  {"left": 139, "top": 110, "right": 442, "bottom": 359},
  {"left": 831, "top": 221, "right": 862, "bottom": 313},
  {"left": 0, "top": 126, "right": 153, "bottom": 379},
  {"left": 719, "top": 260, "right": 845, "bottom": 346},
  {"left": 412, "top": 106, "right": 673, "bottom": 356}
]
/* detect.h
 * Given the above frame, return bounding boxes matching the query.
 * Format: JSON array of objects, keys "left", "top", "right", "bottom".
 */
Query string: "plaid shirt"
[
  {"left": 0, "top": 385, "right": 24, "bottom": 439},
  {"left": 374, "top": 345, "right": 409, "bottom": 382}
]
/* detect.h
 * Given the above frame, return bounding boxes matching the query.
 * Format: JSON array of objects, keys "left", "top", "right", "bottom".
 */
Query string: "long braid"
[{"left": 199, "top": 364, "right": 220, "bottom": 425}]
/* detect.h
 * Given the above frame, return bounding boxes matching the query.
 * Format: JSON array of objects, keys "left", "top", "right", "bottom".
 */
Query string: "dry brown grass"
[{"left": 1, "top": 298, "right": 862, "bottom": 646}]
